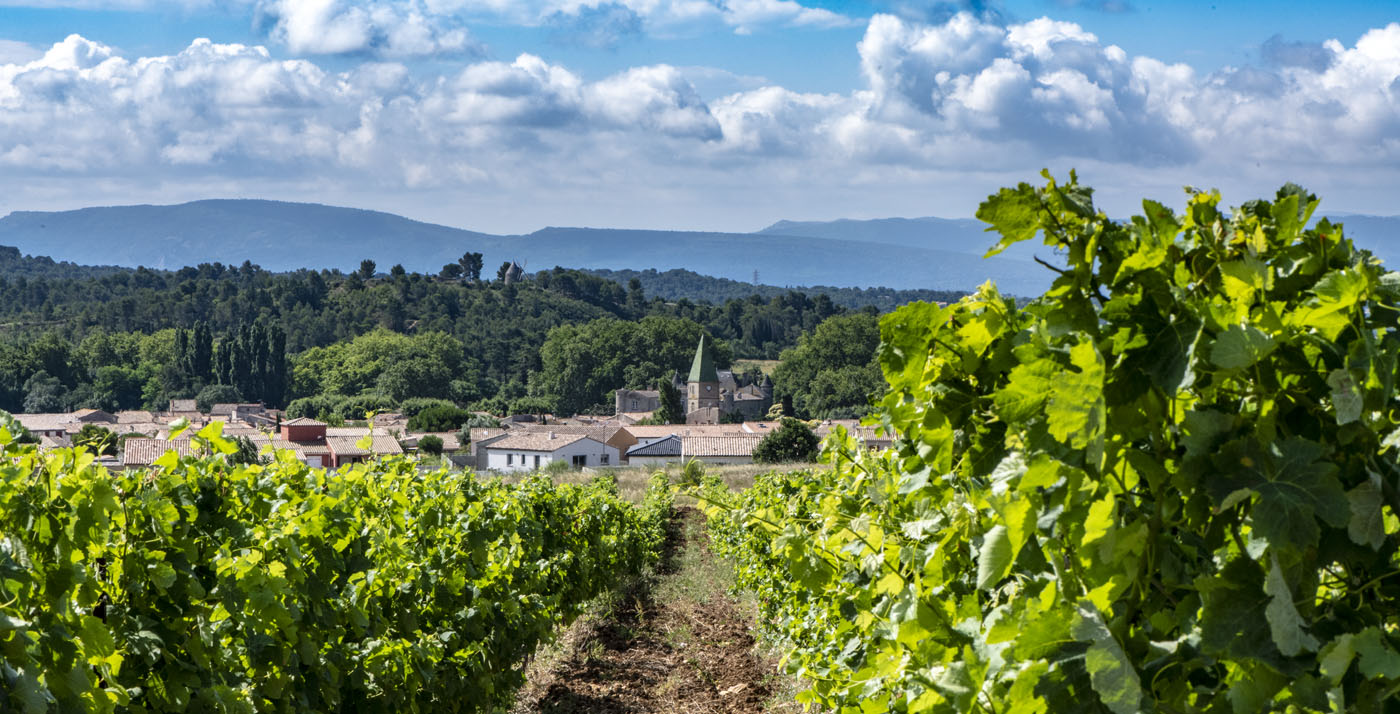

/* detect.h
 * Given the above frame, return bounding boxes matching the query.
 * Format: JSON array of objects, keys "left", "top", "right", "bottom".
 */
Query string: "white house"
[
  {"left": 483, "top": 432, "right": 619, "bottom": 473},
  {"left": 625, "top": 434, "right": 682, "bottom": 467}
]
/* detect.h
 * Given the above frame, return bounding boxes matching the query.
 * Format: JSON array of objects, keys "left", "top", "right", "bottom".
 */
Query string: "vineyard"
[
  {"left": 0, "top": 423, "right": 671, "bottom": 712},
  {"left": 7, "top": 174, "right": 1400, "bottom": 713},
  {"left": 698, "top": 175, "right": 1400, "bottom": 712}
]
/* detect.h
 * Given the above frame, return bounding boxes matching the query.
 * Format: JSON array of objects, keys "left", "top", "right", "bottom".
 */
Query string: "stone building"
[{"left": 684, "top": 335, "right": 773, "bottom": 424}]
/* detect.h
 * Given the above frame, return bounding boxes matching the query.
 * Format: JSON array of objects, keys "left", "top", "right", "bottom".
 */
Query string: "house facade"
[{"left": 482, "top": 432, "right": 619, "bottom": 472}]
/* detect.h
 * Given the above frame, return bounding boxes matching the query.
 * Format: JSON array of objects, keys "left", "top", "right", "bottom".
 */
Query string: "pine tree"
[{"left": 655, "top": 377, "right": 683, "bottom": 424}]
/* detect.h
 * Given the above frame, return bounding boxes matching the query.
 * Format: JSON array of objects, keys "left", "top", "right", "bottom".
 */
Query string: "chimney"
[{"left": 548, "top": 431, "right": 555, "bottom": 440}]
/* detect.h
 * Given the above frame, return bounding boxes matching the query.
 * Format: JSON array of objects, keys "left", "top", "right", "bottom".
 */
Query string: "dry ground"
[{"left": 508, "top": 507, "right": 805, "bottom": 714}]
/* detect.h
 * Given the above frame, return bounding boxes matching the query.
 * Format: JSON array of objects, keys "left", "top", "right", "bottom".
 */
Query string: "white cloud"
[
  {"left": 1, "top": 15, "right": 1399, "bottom": 230},
  {"left": 0, "top": 40, "right": 42, "bottom": 66},
  {"left": 0, "top": 0, "right": 858, "bottom": 56},
  {"left": 255, "top": 0, "right": 476, "bottom": 56}
]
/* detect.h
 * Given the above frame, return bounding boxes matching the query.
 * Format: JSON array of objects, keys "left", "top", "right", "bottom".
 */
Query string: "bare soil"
[{"left": 510, "top": 507, "right": 782, "bottom": 714}]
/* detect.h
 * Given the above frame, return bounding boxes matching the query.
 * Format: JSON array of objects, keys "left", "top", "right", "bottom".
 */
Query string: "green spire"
[{"left": 688, "top": 335, "right": 718, "bottom": 383}]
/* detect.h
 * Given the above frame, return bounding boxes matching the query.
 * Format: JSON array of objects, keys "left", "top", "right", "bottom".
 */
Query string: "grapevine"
[
  {"left": 0, "top": 422, "right": 671, "bottom": 712},
  {"left": 701, "top": 173, "right": 1400, "bottom": 712}
]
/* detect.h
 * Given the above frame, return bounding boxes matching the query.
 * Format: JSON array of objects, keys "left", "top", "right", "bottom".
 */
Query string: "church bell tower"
[{"left": 687, "top": 335, "right": 720, "bottom": 414}]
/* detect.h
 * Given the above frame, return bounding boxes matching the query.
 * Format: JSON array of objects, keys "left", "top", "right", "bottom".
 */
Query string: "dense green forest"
[
  {"left": 0, "top": 249, "right": 909, "bottom": 418},
  {"left": 583, "top": 267, "right": 963, "bottom": 310}
]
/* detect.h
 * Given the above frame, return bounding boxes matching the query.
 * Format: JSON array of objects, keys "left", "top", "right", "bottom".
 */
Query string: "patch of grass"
[{"left": 656, "top": 515, "right": 734, "bottom": 607}]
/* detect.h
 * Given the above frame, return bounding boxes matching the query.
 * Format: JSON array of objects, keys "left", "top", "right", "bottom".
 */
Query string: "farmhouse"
[{"left": 482, "top": 432, "right": 619, "bottom": 472}]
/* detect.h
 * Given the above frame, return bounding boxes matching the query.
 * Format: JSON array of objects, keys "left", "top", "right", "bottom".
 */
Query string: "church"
[{"left": 612, "top": 335, "right": 773, "bottom": 424}]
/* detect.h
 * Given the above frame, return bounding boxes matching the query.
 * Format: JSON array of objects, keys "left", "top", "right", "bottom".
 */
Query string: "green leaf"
[
  {"left": 1320, "top": 634, "right": 1357, "bottom": 683},
  {"left": 1210, "top": 325, "right": 1276, "bottom": 370},
  {"left": 1210, "top": 438, "right": 1350, "bottom": 554},
  {"left": 1143, "top": 314, "right": 1202, "bottom": 393},
  {"left": 1219, "top": 257, "right": 1271, "bottom": 303},
  {"left": 1019, "top": 455, "right": 1064, "bottom": 492},
  {"left": 1354, "top": 628, "right": 1400, "bottom": 680},
  {"left": 977, "top": 525, "right": 1013, "bottom": 590},
  {"left": 1081, "top": 495, "right": 1115, "bottom": 547},
  {"left": 1003, "top": 498, "right": 1036, "bottom": 562},
  {"left": 978, "top": 184, "right": 1042, "bottom": 257},
  {"left": 1182, "top": 409, "right": 1234, "bottom": 462},
  {"left": 1263, "top": 553, "right": 1319, "bottom": 656},
  {"left": 1046, "top": 340, "right": 1104, "bottom": 448},
  {"left": 167, "top": 416, "right": 191, "bottom": 440},
  {"left": 150, "top": 561, "right": 177, "bottom": 590},
  {"left": 1199, "top": 557, "right": 1275, "bottom": 661},
  {"left": 1326, "top": 369, "right": 1362, "bottom": 425},
  {"left": 1346, "top": 476, "right": 1386, "bottom": 550},
  {"left": 1271, "top": 193, "right": 1303, "bottom": 243},
  {"left": 990, "top": 452, "right": 1027, "bottom": 496},
  {"left": 7, "top": 667, "right": 52, "bottom": 714},
  {"left": 1071, "top": 602, "right": 1143, "bottom": 714},
  {"left": 994, "top": 357, "right": 1055, "bottom": 423}
]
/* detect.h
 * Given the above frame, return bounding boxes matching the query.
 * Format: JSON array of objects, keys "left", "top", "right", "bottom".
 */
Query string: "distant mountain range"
[
  {"left": 1, "top": 200, "right": 1396, "bottom": 297},
  {"left": 0, "top": 199, "right": 1054, "bottom": 295}
]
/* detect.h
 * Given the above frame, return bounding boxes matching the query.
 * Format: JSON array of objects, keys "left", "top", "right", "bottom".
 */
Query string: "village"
[{"left": 9, "top": 335, "right": 889, "bottom": 472}]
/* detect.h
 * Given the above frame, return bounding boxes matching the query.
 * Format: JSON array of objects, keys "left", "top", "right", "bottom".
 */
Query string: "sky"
[{"left": 0, "top": 0, "right": 1397, "bottom": 233}]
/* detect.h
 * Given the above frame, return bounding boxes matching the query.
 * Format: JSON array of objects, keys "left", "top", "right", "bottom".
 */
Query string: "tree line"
[{"left": 0, "top": 250, "right": 903, "bottom": 418}]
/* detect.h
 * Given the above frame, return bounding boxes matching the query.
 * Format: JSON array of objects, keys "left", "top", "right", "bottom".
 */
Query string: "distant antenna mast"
[{"left": 753, "top": 269, "right": 759, "bottom": 284}]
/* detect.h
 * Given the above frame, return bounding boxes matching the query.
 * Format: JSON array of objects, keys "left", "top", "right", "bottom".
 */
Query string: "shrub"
[
  {"left": 195, "top": 383, "right": 242, "bottom": 413},
  {"left": 751, "top": 417, "right": 819, "bottom": 464},
  {"left": 418, "top": 434, "right": 444, "bottom": 456},
  {"left": 407, "top": 405, "right": 473, "bottom": 433}
]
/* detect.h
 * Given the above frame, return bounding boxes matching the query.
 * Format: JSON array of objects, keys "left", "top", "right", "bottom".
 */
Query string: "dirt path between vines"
[{"left": 511, "top": 507, "right": 791, "bottom": 714}]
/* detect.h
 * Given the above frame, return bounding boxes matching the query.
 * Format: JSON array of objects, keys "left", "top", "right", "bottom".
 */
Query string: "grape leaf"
[
  {"left": 978, "top": 184, "right": 1042, "bottom": 257},
  {"left": 1210, "top": 438, "right": 1349, "bottom": 554},
  {"left": 977, "top": 525, "right": 1013, "bottom": 590},
  {"left": 1264, "top": 553, "right": 1319, "bottom": 656},
  {"left": 1072, "top": 602, "right": 1143, "bottom": 714},
  {"left": 1354, "top": 628, "right": 1400, "bottom": 680},
  {"left": 1199, "top": 557, "right": 1276, "bottom": 661},
  {"left": 1326, "top": 369, "right": 1362, "bottom": 425},
  {"left": 994, "top": 357, "right": 1055, "bottom": 423},
  {"left": 1046, "top": 340, "right": 1104, "bottom": 448},
  {"left": 1210, "top": 325, "right": 1276, "bottom": 370},
  {"left": 1347, "top": 476, "right": 1385, "bottom": 550}
]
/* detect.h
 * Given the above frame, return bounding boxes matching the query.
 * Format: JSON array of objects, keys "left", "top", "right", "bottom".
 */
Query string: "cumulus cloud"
[
  {"left": 1, "top": 14, "right": 1399, "bottom": 228},
  {"left": 254, "top": 0, "right": 477, "bottom": 56},
  {"left": 0, "top": 40, "right": 42, "bottom": 66},
  {"left": 544, "top": 3, "right": 644, "bottom": 49},
  {"left": 0, "top": 0, "right": 858, "bottom": 56},
  {"left": 1260, "top": 34, "right": 1337, "bottom": 72}
]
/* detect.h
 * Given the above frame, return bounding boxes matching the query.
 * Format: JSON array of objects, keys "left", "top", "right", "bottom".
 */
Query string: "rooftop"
[
  {"left": 122, "top": 438, "right": 196, "bottom": 466},
  {"left": 627, "top": 435, "right": 681, "bottom": 457},
  {"left": 486, "top": 432, "right": 593, "bottom": 452},
  {"left": 682, "top": 435, "right": 763, "bottom": 458},
  {"left": 282, "top": 417, "right": 327, "bottom": 427}
]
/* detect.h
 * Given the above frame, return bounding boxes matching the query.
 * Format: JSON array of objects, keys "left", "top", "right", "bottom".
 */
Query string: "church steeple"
[
  {"left": 686, "top": 335, "right": 720, "bottom": 413},
  {"left": 688, "top": 335, "right": 718, "bottom": 383}
]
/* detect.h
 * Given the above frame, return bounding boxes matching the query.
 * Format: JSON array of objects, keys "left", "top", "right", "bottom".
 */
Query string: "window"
[
  {"left": 706, "top": 385, "right": 712, "bottom": 392},
  {"left": 534, "top": 455, "right": 541, "bottom": 468},
  {"left": 507, "top": 454, "right": 513, "bottom": 466},
  {"left": 630, "top": 399, "right": 638, "bottom": 410},
  {"left": 601, "top": 454, "right": 609, "bottom": 465},
  {"left": 572, "top": 454, "right": 586, "bottom": 468}
]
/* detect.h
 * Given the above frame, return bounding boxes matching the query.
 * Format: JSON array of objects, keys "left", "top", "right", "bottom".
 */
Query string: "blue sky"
[{"left": 0, "top": 0, "right": 1397, "bottom": 232}]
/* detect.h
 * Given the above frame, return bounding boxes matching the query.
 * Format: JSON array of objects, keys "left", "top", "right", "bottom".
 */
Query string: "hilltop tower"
[{"left": 687, "top": 335, "right": 720, "bottom": 414}]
